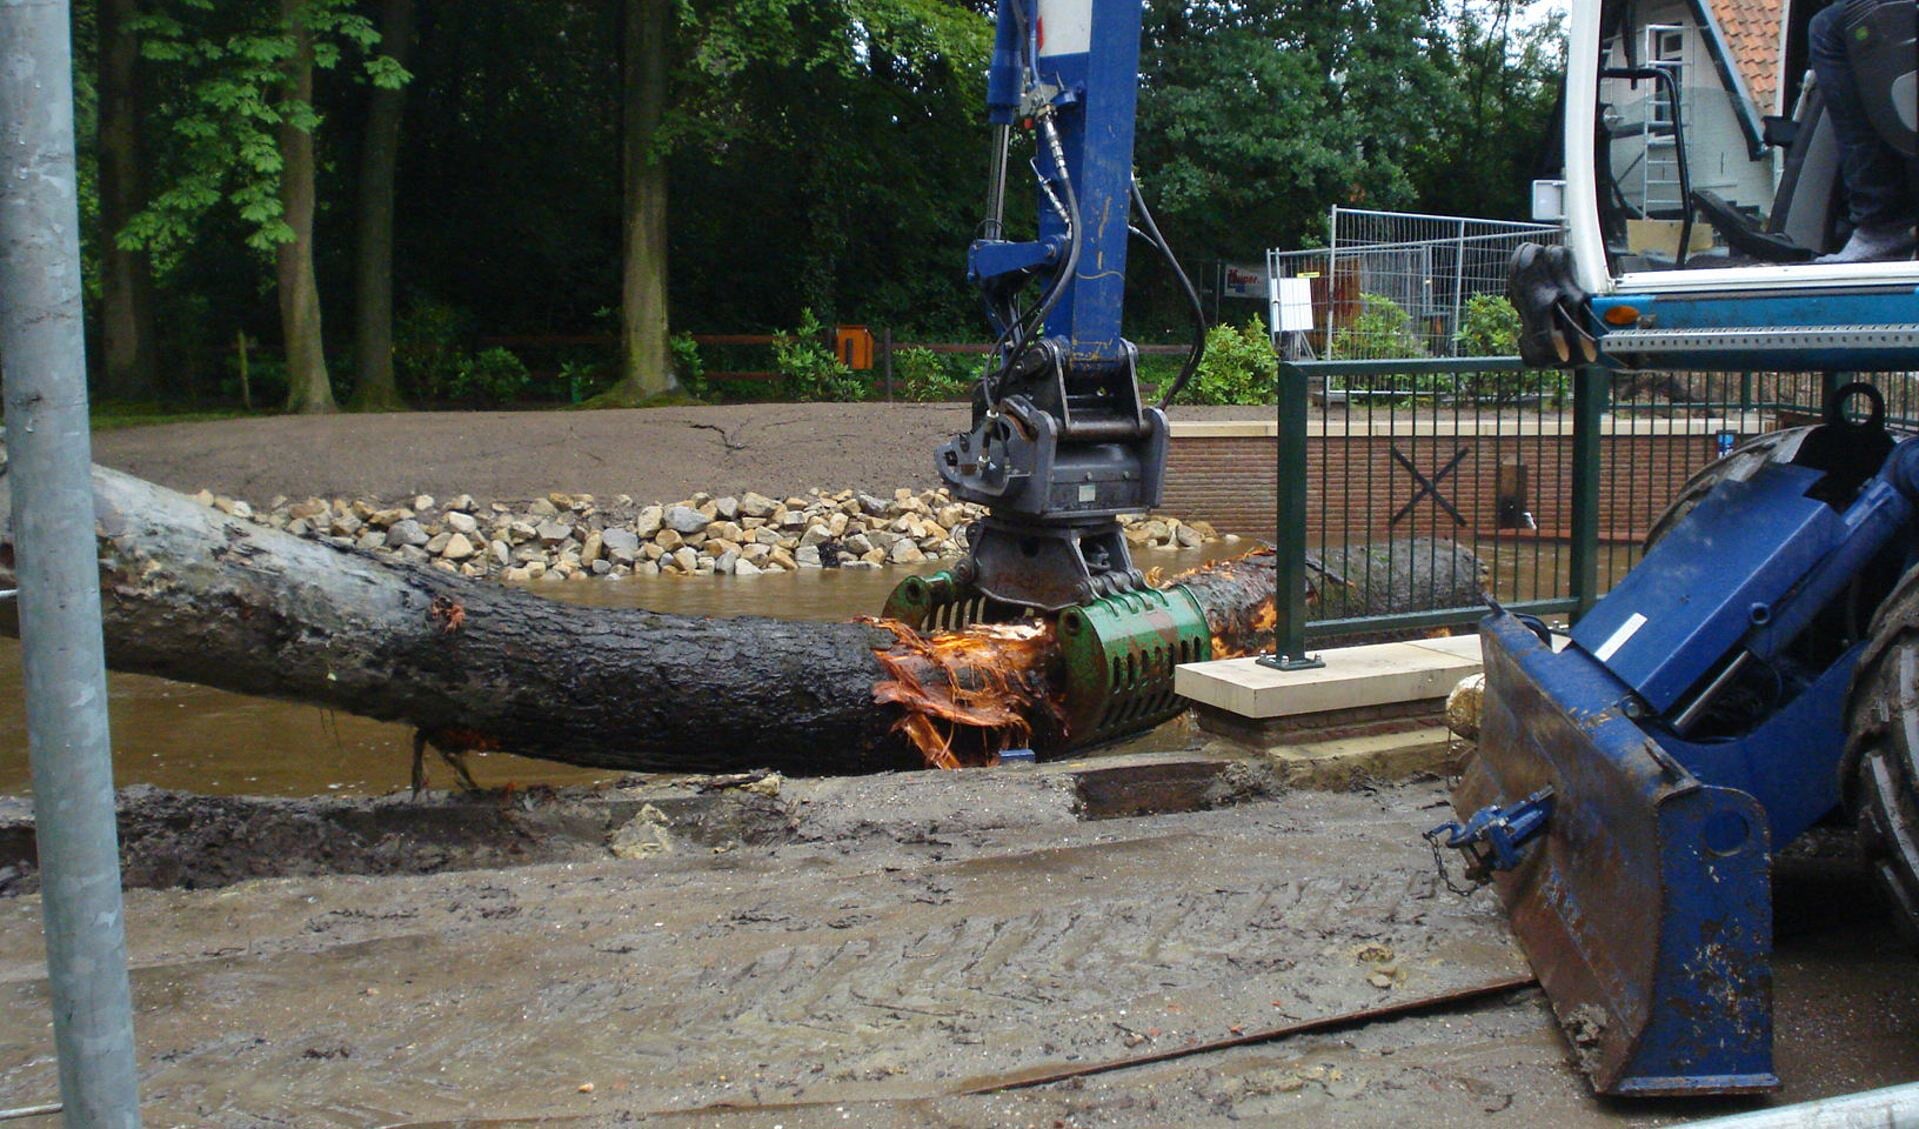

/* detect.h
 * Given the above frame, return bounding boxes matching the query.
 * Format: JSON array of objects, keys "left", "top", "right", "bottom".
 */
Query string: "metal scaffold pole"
[{"left": 0, "top": 0, "right": 145, "bottom": 1123}]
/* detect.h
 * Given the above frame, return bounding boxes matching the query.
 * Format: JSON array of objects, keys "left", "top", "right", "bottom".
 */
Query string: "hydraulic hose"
[
  {"left": 1129, "top": 176, "right": 1207, "bottom": 410},
  {"left": 985, "top": 115, "right": 1082, "bottom": 403}
]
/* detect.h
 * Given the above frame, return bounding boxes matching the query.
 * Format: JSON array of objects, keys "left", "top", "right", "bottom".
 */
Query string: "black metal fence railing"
[{"left": 1266, "top": 359, "right": 1889, "bottom": 663}]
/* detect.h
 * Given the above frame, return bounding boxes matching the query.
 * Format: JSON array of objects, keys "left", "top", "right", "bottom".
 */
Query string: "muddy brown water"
[{"left": 0, "top": 546, "right": 1236, "bottom": 797}]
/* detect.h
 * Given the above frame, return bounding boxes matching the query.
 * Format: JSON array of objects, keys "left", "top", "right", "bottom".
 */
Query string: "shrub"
[
  {"left": 1330, "top": 292, "right": 1427, "bottom": 361},
  {"left": 449, "top": 347, "right": 531, "bottom": 407},
  {"left": 1453, "top": 293, "right": 1567, "bottom": 405},
  {"left": 394, "top": 297, "right": 474, "bottom": 402},
  {"left": 222, "top": 354, "right": 287, "bottom": 407},
  {"left": 557, "top": 360, "right": 605, "bottom": 403},
  {"left": 896, "top": 346, "right": 977, "bottom": 402},
  {"left": 1179, "top": 320, "right": 1279, "bottom": 405},
  {"left": 773, "top": 309, "right": 868, "bottom": 402},
  {"left": 1454, "top": 293, "right": 1521, "bottom": 357},
  {"left": 669, "top": 332, "right": 707, "bottom": 400}
]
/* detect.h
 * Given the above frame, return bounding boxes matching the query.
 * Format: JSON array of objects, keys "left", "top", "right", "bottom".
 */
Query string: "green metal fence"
[{"left": 1266, "top": 358, "right": 1882, "bottom": 663}]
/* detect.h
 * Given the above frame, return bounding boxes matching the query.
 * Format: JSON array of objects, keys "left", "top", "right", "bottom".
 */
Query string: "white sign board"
[
  {"left": 1273, "top": 278, "right": 1315, "bottom": 334},
  {"left": 1221, "top": 263, "right": 1269, "bottom": 300},
  {"left": 1531, "top": 179, "right": 1567, "bottom": 223}
]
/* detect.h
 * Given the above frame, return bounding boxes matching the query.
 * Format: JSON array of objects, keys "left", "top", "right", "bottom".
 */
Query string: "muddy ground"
[
  {"left": 89, "top": 403, "right": 1261, "bottom": 508},
  {"left": 3, "top": 759, "right": 1915, "bottom": 1126}
]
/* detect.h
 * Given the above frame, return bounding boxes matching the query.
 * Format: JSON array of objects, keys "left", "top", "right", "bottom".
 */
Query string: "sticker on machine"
[
  {"left": 1592, "top": 612, "right": 1648, "bottom": 663},
  {"left": 1036, "top": 0, "right": 1092, "bottom": 57}
]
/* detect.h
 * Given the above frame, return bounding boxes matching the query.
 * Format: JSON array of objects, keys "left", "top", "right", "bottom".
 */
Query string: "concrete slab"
[
  {"left": 1404, "top": 633, "right": 1484, "bottom": 661},
  {"left": 1175, "top": 637, "right": 1483, "bottom": 721}
]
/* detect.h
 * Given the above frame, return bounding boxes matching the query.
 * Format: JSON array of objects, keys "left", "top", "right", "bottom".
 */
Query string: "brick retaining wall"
[{"left": 1165, "top": 417, "right": 1757, "bottom": 546}]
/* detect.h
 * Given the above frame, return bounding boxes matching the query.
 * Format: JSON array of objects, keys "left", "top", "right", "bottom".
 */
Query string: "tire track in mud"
[{"left": 638, "top": 837, "right": 1487, "bottom": 1078}]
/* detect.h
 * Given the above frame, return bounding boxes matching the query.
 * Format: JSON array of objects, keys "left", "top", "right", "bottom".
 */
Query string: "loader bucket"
[{"left": 1456, "top": 613, "right": 1779, "bottom": 1096}]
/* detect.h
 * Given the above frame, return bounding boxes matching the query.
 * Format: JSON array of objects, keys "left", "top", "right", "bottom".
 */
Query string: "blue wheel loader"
[{"left": 1432, "top": 0, "right": 1919, "bottom": 1096}]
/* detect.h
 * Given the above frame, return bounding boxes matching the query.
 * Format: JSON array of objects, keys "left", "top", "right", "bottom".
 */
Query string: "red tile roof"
[{"left": 1708, "top": 0, "right": 1785, "bottom": 112}]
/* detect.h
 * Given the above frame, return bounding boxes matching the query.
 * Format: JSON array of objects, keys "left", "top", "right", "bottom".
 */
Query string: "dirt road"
[
  {"left": 88, "top": 403, "right": 1257, "bottom": 507},
  {"left": 3, "top": 764, "right": 1913, "bottom": 1126}
]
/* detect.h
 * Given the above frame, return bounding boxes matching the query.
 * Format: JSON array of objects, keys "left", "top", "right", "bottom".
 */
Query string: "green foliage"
[
  {"left": 1181, "top": 321, "right": 1278, "bottom": 406},
  {"left": 772, "top": 310, "right": 867, "bottom": 402},
  {"left": 1410, "top": 3, "right": 1566, "bottom": 223},
  {"left": 1127, "top": 0, "right": 1566, "bottom": 331},
  {"left": 449, "top": 347, "right": 531, "bottom": 407},
  {"left": 122, "top": 0, "right": 410, "bottom": 266},
  {"left": 1331, "top": 293, "right": 1428, "bottom": 361},
  {"left": 224, "top": 352, "right": 287, "bottom": 405},
  {"left": 1454, "top": 293, "right": 1521, "bottom": 357},
  {"left": 388, "top": 300, "right": 535, "bottom": 406},
  {"left": 895, "top": 347, "right": 976, "bottom": 402},
  {"left": 1454, "top": 294, "right": 1566, "bottom": 405},
  {"left": 90, "top": 404, "right": 254, "bottom": 430},
  {"left": 667, "top": 0, "right": 992, "bottom": 333},
  {"left": 557, "top": 360, "right": 603, "bottom": 404},
  {"left": 75, "top": 0, "right": 1570, "bottom": 409},
  {"left": 393, "top": 297, "right": 473, "bottom": 402},
  {"left": 1138, "top": 1, "right": 1455, "bottom": 256},
  {"left": 669, "top": 332, "right": 708, "bottom": 401}
]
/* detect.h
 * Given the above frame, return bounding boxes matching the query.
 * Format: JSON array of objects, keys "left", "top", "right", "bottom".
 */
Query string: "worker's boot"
[{"left": 1816, "top": 220, "right": 1919, "bottom": 263}]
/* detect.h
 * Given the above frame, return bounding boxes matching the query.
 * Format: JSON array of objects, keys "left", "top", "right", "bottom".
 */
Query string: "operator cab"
[{"left": 1539, "top": 0, "right": 1919, "bottom": 372}]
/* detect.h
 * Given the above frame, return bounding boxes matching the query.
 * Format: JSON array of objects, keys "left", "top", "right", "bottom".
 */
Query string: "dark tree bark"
[
  {"left": 97, "top": 0, "right": 160, "bottom": 402},
  {"left": 277, "top": 0, "right": 338, "bottom": 414},
  {"left": 348, "top": 0, "right": 416, "bottom": 413},
  {"left": 0, "top": 462, "right": 912, "bottom": 774},
  {"left": 601, "top": 0, "right": 676, "bottom": 406}
]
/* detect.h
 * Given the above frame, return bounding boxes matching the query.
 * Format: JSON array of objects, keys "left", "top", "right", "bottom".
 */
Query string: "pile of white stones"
[{"left": 195, "top": 487, "right": 1226, "bottom": 581}]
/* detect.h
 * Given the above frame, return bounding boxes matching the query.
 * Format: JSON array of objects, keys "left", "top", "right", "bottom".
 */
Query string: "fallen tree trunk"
[{"left": 0, "top": 461, "right": 1484, "bottom": 775}]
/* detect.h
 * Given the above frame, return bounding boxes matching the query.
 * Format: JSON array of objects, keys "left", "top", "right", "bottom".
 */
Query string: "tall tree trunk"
[
  {"left": 347, "top": 0, "right": 416, "bottom": 413},
  {"left": 603, "top": 0, "right": 675, "bottom": 406},
  {"left": 278, "top": 0, "right": 338, "bottom": 414},
  {"left": 96, "top": 0, "right": 160, "bottom": 403}
]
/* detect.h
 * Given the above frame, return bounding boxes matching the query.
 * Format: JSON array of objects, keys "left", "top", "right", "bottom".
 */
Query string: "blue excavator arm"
[{"left": 883, "top": 0, "right": 1214, "bottom": 753}]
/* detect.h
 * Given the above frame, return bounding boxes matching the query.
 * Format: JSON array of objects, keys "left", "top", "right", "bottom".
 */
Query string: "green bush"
[
  {"left": 222, "top": 354, "right": 287, "bottom": 407},
  {"left": 1180, "top": 320, "right": 1279, "bottom": 405},
  {"left": 896, "top": 346, "right": 977, "bottom": 402},
  {"left": 1454, "top": 293, "right": 1521, "bottom": 357},
  {"left": 557, "top": 360, "right": 604, "bottom": 403},
  {"left": 773, "top": 309, "right": 868, "bottom": 402},
  {"left": 449, "top": 347, "right": 531, "bottom": 407},
  {"left": 1453, "top": 293, "right": 1566, "bottom": 405},
  {"left": 1330, "top": 292, "right": 1427, "bottom": 361},
  {"left": 670, "top": 332, "right": 708, "bottom": 400},
  {"left": 394, "top": 296, "right": 474, "bottom": 402}
]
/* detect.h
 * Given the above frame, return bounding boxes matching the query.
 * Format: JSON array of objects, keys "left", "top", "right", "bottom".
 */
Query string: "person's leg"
[{"left": 1810, "top": 2, "right": 1915, "bottom": 259}]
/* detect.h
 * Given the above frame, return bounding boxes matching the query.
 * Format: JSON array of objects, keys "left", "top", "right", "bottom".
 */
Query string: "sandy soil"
[
  {"left": 89, "top": 404, "right": 1261, "bottom": 507},
  {"left": 2, "top": 762, "right": 1915, "bottom": 1127}
]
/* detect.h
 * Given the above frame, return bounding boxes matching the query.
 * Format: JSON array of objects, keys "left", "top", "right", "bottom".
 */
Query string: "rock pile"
[{"left": 194, "top": 487, "right": 1227, "bottom": 582}]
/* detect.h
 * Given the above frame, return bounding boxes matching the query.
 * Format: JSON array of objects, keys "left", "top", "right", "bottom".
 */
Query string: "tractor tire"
[
  {"left": 1844, "top": 563, "right": 1919, "bottom": 950},
  {"left": 1644, "top": 427, "right": 1814, "bottom": 550}
]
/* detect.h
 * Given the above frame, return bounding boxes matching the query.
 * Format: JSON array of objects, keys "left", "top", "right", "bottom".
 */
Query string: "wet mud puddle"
[{"left": 0, "top": 547, "right": 1228, "bottom": 797}]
